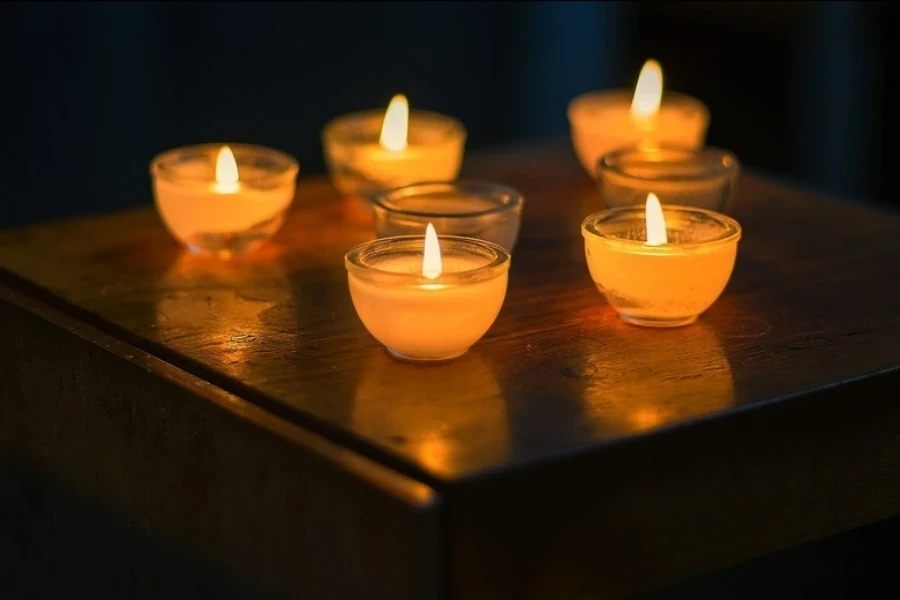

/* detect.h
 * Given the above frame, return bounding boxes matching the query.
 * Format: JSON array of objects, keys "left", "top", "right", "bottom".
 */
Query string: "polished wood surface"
[
  {"left": 1, "top": 142, "right": 899, "bottom": 486},
  {"left": 3, "top": 141, "right": 900, "bottom": 598},
  {"left": 1, "top": 284, "right": 440, "bottom": 599}
]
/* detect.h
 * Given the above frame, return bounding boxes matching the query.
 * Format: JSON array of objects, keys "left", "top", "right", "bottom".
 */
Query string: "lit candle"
[
  {"left": 581, "top": 193, "right": 741, "bottom": 327},
  {"left": 568, "top": 59, "right": 710, "bottom": 179},
  {"left": 150, "top": 143, "right": 298, "bottom": 258},
  {"left": 322, "top": 94, "right": 467, "bottom": 199},
  {"left": 345, "top": 223, "right": 510, "bottom": 361}
]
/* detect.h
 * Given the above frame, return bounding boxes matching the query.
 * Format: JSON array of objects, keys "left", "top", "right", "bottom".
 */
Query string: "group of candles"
[{"left": 150, "top": 59, "right": 743, "bottom": 362}]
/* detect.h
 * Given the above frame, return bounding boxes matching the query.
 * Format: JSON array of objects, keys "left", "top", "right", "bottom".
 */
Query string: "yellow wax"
[
  {"left": 155, "top": 179, "right": 292, "bottom": 235},
  {"left": 153, "top": 164, "right": 294, "bottom": 255},
  {"left": 583, "top": 237, "right": 736, "bottom": 327},
  {"left": 337, "top": 143, "right": 463, "bottom": 195},
  {"left": 322, "top": 109, "right": 466, "bottom": 199},
  {"left": 348, "top": 256, "right": 508, "bottom": 361},
  {"left": 568, "top": 90, "right": 709, "bottom": 178}
]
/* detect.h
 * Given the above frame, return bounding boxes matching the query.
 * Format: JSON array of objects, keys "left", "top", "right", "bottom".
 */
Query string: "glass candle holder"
[
  {"left": 568, "top": 90, "right": 709, "bottom": 179},
  {"left": 369, "top": 181, "right": 524, "bottom": 252},
  {"left": 345, "top": 235, "right": 510, "bottom": 362},
  {"left": 322, "top": 109, "right": 466, "bottom": 199},
  {"left": 581, "top": 206, "right": 741, "bottom": 328},
  {"left": 597, "top": 145, "right": 740, "bottom": 213},
  {"left": 150, "top": 143, "right": 298, "bottom": 258}
]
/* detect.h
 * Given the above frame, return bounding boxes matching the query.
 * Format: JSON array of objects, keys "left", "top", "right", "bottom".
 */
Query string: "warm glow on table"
[
  {"left": 582, "top": 195, "right": 741, "bottom": 327},
  {"left": 568, "top": 59, "right": 709, "bottom": 179},
  {"left": 345, "top": 226, "right": 509, "bottom": 361}
]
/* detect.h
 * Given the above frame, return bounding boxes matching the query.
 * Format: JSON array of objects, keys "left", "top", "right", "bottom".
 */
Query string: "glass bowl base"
[
  {"left": 179, "top": 213, "right": 286, "bottom": 259},
  {"left": 618, "top": 313, "right": 698, "bottom": 328},
  {"left": 386, "top": 346, "right": 469, "bottom": 363}
]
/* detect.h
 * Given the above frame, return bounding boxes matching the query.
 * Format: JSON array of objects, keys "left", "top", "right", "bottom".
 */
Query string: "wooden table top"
[{"left": 3, "top": 141, "right": 899, "bottom": 487}]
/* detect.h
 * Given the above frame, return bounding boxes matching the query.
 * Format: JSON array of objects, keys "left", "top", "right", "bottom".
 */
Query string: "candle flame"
[
  {"left": 380, "top": 94, "right": 409, "bottom": 152},
  {"left": 215, "top": 145, "right": 240, "bottom": 193},
  {"left": 216, "top": 146, "right": 239, "bottom": 185},
  {"left": 422, "top": 222, "right": 443, "bottom": 279},
  {"left": 630, "top": 59, "right": 663, "bottom": 120},
  {"left": 645, "top": 193, "right": 668, "bottom": 246}
]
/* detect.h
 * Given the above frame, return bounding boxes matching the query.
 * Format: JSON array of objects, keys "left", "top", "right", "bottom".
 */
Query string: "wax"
[
  {"left": 323, "top": 95, "right": 466, "bottom": 199},
  {"left": 150, "top": 144, "right": 297, "bottom": 257},
  {"left": 348, "top": 259, "right": 507, "bottom": 361},
  {"left": 569, "top": 90, "right": 709, "bottom": 179},
  {"left": 345, "top": 234, "right": 510, "bottom": 361},
  {"left": 582, "top": 204, "right": 741, "bottom": 327}
]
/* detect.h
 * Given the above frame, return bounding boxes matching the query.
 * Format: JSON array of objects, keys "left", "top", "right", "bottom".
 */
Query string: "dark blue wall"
[{"left": 0, "top": 2, "right": 893, "bottom": 229}]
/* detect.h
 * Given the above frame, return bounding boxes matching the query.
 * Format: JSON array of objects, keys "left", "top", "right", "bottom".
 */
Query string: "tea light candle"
[
  {"left": 322, "top": 94, "right": 467, "bottom": 198},
  {"left": 568, "top": 59, "right": 710, "bottom": 179},
  {"left": 345, "top": 223, "right": 510, "bottom": 361},
  {"left": 581, "top": 194, "right": 741, "bottom": 327},
  {"left": 597, "top": 145, "right": 741, "bottom": 213},
  {"left": 369, "top": 181, "right": 524, "bottom": 251},
  {"left": 150, "top": 143, "right": 298, "bottom": 257}
]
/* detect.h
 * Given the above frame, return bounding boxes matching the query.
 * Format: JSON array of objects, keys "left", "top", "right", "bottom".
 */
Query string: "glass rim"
[
  {"left": 596, "top": 144, "right": 740, "bottom": 186},
  {"left": 149, "top": 142, "right": 299, "bottom": 183},
  {"left": 567, "top": 89, "right": 710, "bottom": 123},
  {"left": 345, "top": 234, "right": 510, "bottom": 286},
  {"left": 322, "top": 108, "right": 467, "bottom": 145},
  {"left": 368, "top": 180, "right": 523, "bottom": 219},
  {"left": 581, "top": 205, "right": 742, "bottom": 255}
]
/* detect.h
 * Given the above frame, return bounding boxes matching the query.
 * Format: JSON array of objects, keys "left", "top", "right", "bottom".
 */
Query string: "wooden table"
[{"left": 2, "top": 142, "right": 899, "bottom": 599}]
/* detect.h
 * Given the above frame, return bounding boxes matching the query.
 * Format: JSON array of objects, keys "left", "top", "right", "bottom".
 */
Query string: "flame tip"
[
  {"left": 422, "top": 222, "right": 443, "bottom": 279},
  {"left": 380, "top": 94, "right": 410, "bottom": 152},
  {"left": 631, "top": 59, "right": 664, "bottom": 120},
  {"left": 215, "top": 145, "right": 239, "bottom": 186},
  {"left": 645, "top": 193, "right": 668, "bottom": 246}
]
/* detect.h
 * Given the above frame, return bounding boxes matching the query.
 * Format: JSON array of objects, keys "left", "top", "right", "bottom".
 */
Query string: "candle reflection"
[
  {"left": 351, "top": 350, "right": 509, "bottom": 477},
  {"left": 152, "top": 247, "right": 293, "bottom": 378},
  {"left": 578, "top": 320, "right": 735, "bottom": 435}
]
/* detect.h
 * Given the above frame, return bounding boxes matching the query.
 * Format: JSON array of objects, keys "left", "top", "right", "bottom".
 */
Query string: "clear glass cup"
[
  {"left": 322, "top": 109, "right": 466, "bottom": 199},
  {"left": 581, "top": 206, "right": 741, "bottom": 327},
  {"left": 568, "top": 89, "right": 709, "bottom": 179},
  {"left": 368, "top": 181, "right": 523, "bottom": 251},
  {"left": 596, "top": 145, "right": 740, "bottom": 213},
  {"left": 345, "top": 235, "right": 510, "bottom": 361},
  {"left": 150, "top": 143, "right": 298, "bottom": 258}
]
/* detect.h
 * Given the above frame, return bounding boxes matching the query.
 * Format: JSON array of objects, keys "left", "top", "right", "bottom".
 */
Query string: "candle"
[
  {"left": 369, "top": 181, "right": 524, "bottom": 251},
  {"left": 581, "top": 194, "right": 741, "bottom": 327},
  {"left": 597, "top": 145, "right": 741, "bottom": 213},
  {"left": 568, "top": 59, "right": 710, "bottom": 179},
  {"left": 345, "top": 223, "right": 510, "bottom": 361},
  {"left": 322, "top": 94, "right": 467, "bottom": 199},
  {"left": 150, "top": 143, "right": 298, "bottom": 258}
]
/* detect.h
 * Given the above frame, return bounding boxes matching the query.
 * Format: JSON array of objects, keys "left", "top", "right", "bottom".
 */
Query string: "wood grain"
[
  {"left": 3, "top": 141, "right": 900, "bottom": 597},
  {"left": 1, "top": 283, "right": 440, "bottom": 599},
  {"left": 2, "top": 142, "right": 898, "bottom": 484}
]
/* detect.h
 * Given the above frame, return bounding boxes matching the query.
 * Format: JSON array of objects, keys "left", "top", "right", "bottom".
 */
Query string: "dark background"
[
  {"left": 1, "top": 2, "right": 897, "bottom": 598},
  {"left": 0, "top": 1, "right": 894, "bottom": 229}
]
